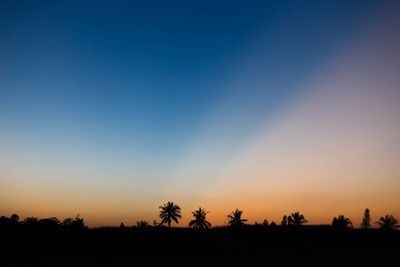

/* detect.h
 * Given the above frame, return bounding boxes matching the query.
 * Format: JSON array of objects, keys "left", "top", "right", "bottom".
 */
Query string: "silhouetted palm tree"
[
  {"left": 332, "top": 215, "right": 352, "bottom": 229},
  {"left": 287, "top": 211, "right": 307, "bottom": 226},
  {"left": 227, "top": 208, "right": 247, "bottom": 227},
  {"left": 361, "top": 208, "right": 371, "bottom": 229},
  {"left": 189, "top": 207, "right": 211, "bottom": 229},
  {"left": 376, "top": 215, "right": 399, "bottom": 230},
  {"left": 159, "top": 201, "right": 182, "bottom": 227}
]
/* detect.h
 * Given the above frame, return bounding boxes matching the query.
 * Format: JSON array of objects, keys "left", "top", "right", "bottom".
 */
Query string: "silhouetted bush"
[
  {"left": 281, "top": 215, "right": 288, "bottom": 226},
  {"left": 287, "top": 211, "right": 307, "bottom": 226},
  {"left": 332, "top": 215, "right": 353, "bottom": 229},
  {"left": 136, "top": 221, "right": 149, "bottom": 228}
]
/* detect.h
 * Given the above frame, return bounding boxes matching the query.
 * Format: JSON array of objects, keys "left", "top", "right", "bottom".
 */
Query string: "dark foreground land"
[{"left": 2, "top": 224, "right": 399, "bottom": 266}]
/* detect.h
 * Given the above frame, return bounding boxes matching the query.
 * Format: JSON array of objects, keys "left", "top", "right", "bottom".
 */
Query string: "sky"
[{"left": 1, "top": 0, "right": 399, "bottom": 227}]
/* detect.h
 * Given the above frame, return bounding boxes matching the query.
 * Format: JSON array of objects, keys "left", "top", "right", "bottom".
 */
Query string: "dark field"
[{"left": 2, "top": 224, "right": 399, "bottom": 266}]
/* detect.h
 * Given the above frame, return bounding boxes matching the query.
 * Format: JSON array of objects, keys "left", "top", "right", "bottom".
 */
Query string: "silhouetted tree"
[
  {"left": 0, "top": 216, "right": 9, "bottom": 223},
  {"left": 0, "top": 216, "right": 15, "bottom": 225},
  {"left": 262, "top": 219, "right": 269, "bottom": 227},
  {"left": 288, "top": 212, "right": 307, "bottom": 226},
  {"left": 270, "top": 221, "right": 277, "bottom": 227},
  {"left": 23, "top": 217, "right": 38, "bottom": 225},
  {"left": 60, "top": 215, "right": 85, "bottom": 229},
  {"left": 281, "top": 215, "right": 288, "bottom": 226},
  {"left": 361, "top": 208, "right": 371, "bottom": 229},
  {"left": 120, "top": 222, "right": 125, "bottom": 228},
  {"left": 38, "top": 217, "right": 60, "bottom": 229},
  {"left": 227, "top": 208, "right": 247, "bottom": 227},
  {"left": 74, "top": 214, "right": 85, "bottom": 229},
  {"left": 189, "top": 207, "right": 211, "bottom": 229},
  {"left": 376, "top": 215, "right": 399, "bottom": 230},
  {"left": 62, "top": 218, "right": 74, "bottom": 226},
  {"left": 0, "top": 214, "right": 20, "bottom": 226},
  {"left": 159, "top": 201, "right": 182, "bottom": 227},
  {"left": 10, "top": 214, "right": 19, "bottom": 222},
  {"left": 137, "top": 221, "right": 149, "bottom": 228},
  {"left": 41, "top": 217, "right": 60, "bottom": 224},
  {"left": 332, "top": 215, "right": 352, "bottom": 229}
]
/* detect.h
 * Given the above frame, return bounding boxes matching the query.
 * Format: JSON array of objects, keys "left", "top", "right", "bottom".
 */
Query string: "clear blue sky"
[
  {"left": 1, "top": 1, "right": 399, "bottom": 226},
  {"left": 0, "top": 0, "right": 376, "bottom": 155}
]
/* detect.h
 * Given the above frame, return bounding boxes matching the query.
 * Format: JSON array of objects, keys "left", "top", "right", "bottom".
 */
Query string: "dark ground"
[{"left": 2, "top": 224, "right": 399, "bottom": 266}]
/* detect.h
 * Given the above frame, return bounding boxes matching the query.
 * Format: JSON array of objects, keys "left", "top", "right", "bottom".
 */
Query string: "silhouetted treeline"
[
  {"left": 1, "top": 210, "right": 399, "bottom": 266},
  {"left": 0, "top": 214, "right": 86, "bottom": 230}
]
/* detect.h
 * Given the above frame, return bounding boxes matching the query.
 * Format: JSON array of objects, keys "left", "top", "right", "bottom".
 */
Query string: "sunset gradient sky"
[{"left": 1, "top": 0, "right": 399, "bottom": 227}]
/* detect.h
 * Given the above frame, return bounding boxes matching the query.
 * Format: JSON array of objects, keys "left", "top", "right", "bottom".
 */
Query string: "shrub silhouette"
[
  {"left": 159, "top": 201, "right": 182, "bottom": 227},
  {"left": 137, "top": 221, "right": 149, "bottom": 228},
  {"left": 287, "top": 212, "right": 307, "bottom": 226},
  {"left": 332, "top": 215, "right": 352, "bottom": 229},
  {"left": 227, "top": 208, "right": 247, "bottom": 227},
  {"left": 281, "top": 215, "right": 288, "bottom": 226},
  {"left": 262, "top": 219, "right": 269, "bottom": 227},
  {"left": 189, "top": 207, "right": 211, "bottom": 229},
  {"left": 361, "top": 208, "right": 371, "bottom": 229},
  {"left": 376, "top": 215, "right": 399, "bottom": 230}
]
